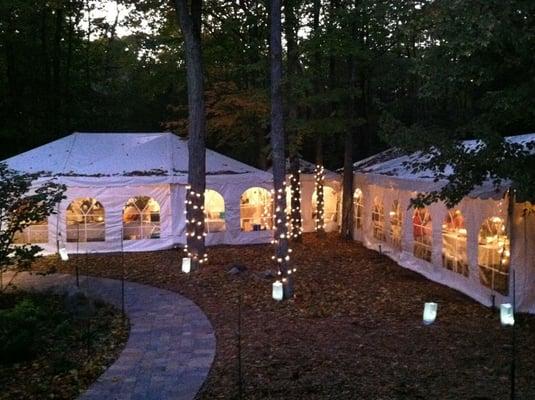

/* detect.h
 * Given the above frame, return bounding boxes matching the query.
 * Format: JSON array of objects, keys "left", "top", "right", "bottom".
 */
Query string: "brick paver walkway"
[{"left": 6, "top": 272, "right": 215, "bottom": 400}]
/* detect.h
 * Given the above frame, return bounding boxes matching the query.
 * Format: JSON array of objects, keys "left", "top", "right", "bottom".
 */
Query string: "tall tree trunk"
[
  {"left": 173, "top": 0, "right": 207, "bottom": 269},
  {"left": 51, "top": 5, "right": 64, "bottom": 136},
  {"left": 312, "top": 0, "right": 325, "bottom": 237},
  {"left": 270, "top": 0, "right": 292, "bottom": 298},
  {"left": 284, "top": 0, "right": 302, "bottom": 242},
  {"left": 341, "top": 56, "right": 356, "bottom": 240}
]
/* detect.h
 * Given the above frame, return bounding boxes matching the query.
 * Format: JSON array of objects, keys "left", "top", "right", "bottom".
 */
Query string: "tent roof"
[
  {"left": 3, "top": 132, "right": 272, "bottom": 186},
  {"left": 268, "top": 158, "right": 340, "bottom": 181},
  {"left": 353, "top": 133, "right": 535, "bottom": 198}
]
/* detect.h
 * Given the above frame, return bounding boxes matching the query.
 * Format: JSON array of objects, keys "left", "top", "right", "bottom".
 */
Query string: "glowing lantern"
[
  {"left": 272, "top": 280, "right": 283, "bottom": 301},
  {"left": 59, "top": 247, "right": 69, "bottom": 261},
  {"left": 500, "top": 303, "right": 515, "bottom": 326},
  {"left": 423, "top": 302, "right": 438, "bottom": 325},
  {"left": 182, "top": 257, "right": 191, "bottom": 273}
]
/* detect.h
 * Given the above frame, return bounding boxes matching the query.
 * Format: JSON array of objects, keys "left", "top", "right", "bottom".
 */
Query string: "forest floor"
[
  {"left": 33, "top": 233, "right": 535, "bottom": 400},
  {"left": 0, "top": 291, "right": 128, "bottom": 400}
]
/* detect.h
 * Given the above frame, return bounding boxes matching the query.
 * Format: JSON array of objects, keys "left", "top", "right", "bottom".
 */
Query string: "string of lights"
[
  {"left": 314, "top": 164, "right": 325, "bottom": 232},
  {"left": 183, "top": 185, "right": 208, "bottom": 265},
  {"left": 288, "top": 170, "right": 303, "bottom": 240},
  {"left": 271, "top": 181, "right": 297, "bottom": 290}
]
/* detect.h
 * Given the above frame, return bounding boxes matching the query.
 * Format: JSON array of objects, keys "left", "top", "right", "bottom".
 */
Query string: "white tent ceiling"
[{"left": 3, "top": 132, "right": 272, "bottom": 187}]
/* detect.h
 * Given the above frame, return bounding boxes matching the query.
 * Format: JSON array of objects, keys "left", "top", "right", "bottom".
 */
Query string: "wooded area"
[{"left": 2, "top": 0, "right": 533, "bottom": 169}]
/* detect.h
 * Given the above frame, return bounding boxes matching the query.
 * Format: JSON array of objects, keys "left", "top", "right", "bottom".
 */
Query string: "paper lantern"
[
  {"left": 500, "top": 303, "right": 515, "bottom": 326},
  {"left": 182, "top": 257, "right": 191, "bottom": 273},
  {"left": 423, "top": 302, "right": 438, "bottom": 325},
  {"left": 59, "top": 247, "right": 69, "bottom": 262},
  {"left": 272, "top": 280, "right": 283, "bottom": 301}
]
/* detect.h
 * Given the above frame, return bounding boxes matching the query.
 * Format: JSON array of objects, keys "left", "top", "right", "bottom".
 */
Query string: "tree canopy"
[{"left": 1, "top": 0, "right": 533, "bottom": 204}]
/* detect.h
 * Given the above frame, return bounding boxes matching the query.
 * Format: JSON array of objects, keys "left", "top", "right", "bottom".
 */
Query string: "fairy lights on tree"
[
  {"left": 314, "top": 164, "right": 325, "bottom": 234},
  {"left": 183, "top": 185, "right": 208, "bottom": 268},
  {"left": 271, "top": 180, "right": 296, "bottom": 299},
  {"left": 288, "top": 169, "right": 303, "bottom": 241}
]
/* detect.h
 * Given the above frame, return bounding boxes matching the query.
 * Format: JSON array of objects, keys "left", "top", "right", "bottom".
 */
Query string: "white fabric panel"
[
  {"left": 43, "top": 185, "right": 174, "bottom": 255},
  {"left": 512, "top": 203, "right": 535, "bottom": 313},
  {"left": 298, "top": 174, "right": 341, "bottom": 233},
  {"left": 205, "top": 180, "right": 274, "bottom": 245},
  {"left": 352, "top": 174, "right": 535, "bottom": 313}
]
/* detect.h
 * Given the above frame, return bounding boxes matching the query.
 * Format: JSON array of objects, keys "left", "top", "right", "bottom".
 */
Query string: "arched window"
[
  {"left": 442, "top": 209, "right": 468, "bottom": 276},
  {"left": 372, "top": 197, "right": 385, "bottom": 241},
  {"left": 123, "top": 196, "right": 160, "bottom": 240},
  {"left": 389, "top": 200, "right": 402, "bottom": 250},
  {"left": 478, "top": 217, "right": 510, "bottom": 295},
  {"left": 204, "top": 189, "right": 226, "bottom": 233},
  {"left": 312, "top": 186, "right": 338, "bottom": 224},
  {"left": 13, "top": 219, "right": 48, "bottom": 244},
  {"left": 353, "top": 189, "right": 363, "bottom": 229},
  {"left": 413, "top": 207, "right": 432, "bottom": 261},
  {"left": 240, "top": 187, "right": 273, "bottom": 232},
  {"left": 66, "top": 198, "right": 105, "bottom": 242}
]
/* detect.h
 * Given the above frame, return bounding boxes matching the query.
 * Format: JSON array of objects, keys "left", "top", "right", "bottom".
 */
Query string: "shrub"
[{"left": 0, "top": 298, "right": 43, "bottom": 363}]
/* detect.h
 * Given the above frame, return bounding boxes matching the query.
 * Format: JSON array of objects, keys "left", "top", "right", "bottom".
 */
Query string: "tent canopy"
[
  {"left": 268, "top": 158, "right": 340, "bottom": 181},
  {"left": 353, "top": 133, "right": 535, "bottom": 199},
  {"left": 4, "top": 132, "right": 272, "bottom": 187}
]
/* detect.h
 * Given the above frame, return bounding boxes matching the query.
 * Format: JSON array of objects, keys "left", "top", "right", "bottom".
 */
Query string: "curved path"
[{"left": 7, "top": 272, "right": 215, "bottom": 400}]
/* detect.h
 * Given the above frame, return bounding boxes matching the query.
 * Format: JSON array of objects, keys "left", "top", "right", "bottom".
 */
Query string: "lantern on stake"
[
  {"left": 59, "top": 246, "right": 69, "bottom": 261},
  {"left": 182, "top": 257, "right": 191, "bottom": 273},
  {"left": 500, "top": 303, "right": 515, "bottom": 326},
  {"left": 423, "top": 302, "right": 438, "bottom": 325},
  {"left": 272, "top": 280, "right": 283, "bottom": 301}
]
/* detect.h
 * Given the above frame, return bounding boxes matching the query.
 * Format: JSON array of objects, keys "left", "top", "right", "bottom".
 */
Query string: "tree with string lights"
[{"left": 172, "top": 0, "right": 208, "bottom": 268}]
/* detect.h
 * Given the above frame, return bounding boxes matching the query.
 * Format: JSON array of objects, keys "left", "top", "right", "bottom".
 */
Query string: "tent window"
[
  {"left": 353, "top": 189, "right": 363, "bottom": 229},
  {"left": 389, "top": 200, "right": 402, "bottom": 250},
  {"left": 204, "top": 189, "right": 226, "bottom": 233},
  {"left": 240, "top": 187, "right": 273, "bottom": 232},
  {"left": 478, "top": 217, "right": 510, "bottom": 295},
  {"left": 312, "top": 186, "right": 338, "bottom": 224},
  {"left": 372, "top": 197, "right": 385, "bottom": 241},
  {"left": 413, "top": 207, "right": 432, "bottom": 262},
  {"left": 123, "top": 196, "right": 160, "bottom": 240},
  {"left": 66, "top": 198, "right": 105, "bottom": 242},
  {"left": 13, "top": 219, "right": 48, "bottom": 244},
  {"left": 442, "top": 209, "right": 468, "bottom": 276}
]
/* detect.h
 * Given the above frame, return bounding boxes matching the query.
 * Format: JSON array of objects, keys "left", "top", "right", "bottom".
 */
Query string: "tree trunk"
[
  {"left": 270, "top": 0, "right": 292, "bottom": 298},
  {"left": 284, "top": 0, "right": 302, "bottom": 242},
  {"left": 341, "top": 56, "right": 357, "bottom": 239},
  {"left": 173, "top": 0, "right": 207, "bottom": 269},
  {"left": 51, "top": 5, "right": 64, "bottom": 136}
]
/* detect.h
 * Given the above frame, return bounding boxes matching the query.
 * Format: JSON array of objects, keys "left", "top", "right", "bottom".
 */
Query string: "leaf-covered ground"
[
  {"left": 0, "top": 291, "right": 129, "bottom": 400},
  {"left": 34, "top": 234, "right": 535, "bottom": 399}
]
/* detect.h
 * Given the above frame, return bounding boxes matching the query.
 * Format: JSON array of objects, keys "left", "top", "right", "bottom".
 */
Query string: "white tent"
[
  {"left": 269, "top": 159, "right": 341, "bottom": 233},
  {"left": 352, "top": 133, "right": 535, "bottom": 313},
  {"left": 4, "top": 132, "right": 275, "bottom": 253}
]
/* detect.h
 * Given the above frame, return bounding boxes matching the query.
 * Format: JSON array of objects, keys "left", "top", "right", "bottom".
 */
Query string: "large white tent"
[
  {"left": 352, "top": 133, "right": 535, "bottom": 313},
  {"left": 4, "top": 132, "right": 275, "bottom": 253}
]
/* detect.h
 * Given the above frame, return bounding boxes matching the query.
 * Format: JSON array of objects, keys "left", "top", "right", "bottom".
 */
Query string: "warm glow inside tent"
[
  {"left": 5, "top": 132, "right": 274, "bottom": 253},
  {"left": 351, "top": 133, "right": 535, "bottom": 313}
]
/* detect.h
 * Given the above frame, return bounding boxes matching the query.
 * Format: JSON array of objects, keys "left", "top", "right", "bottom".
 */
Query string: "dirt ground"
[{"left": 33, "top": 233, "right": 535, "bottom": 400}]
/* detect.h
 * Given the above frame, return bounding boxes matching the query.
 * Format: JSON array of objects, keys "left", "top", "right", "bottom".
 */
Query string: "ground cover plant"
[
  {"left": 34, "top": 234, "right": 535, "bottom": 400},
  {"left": 0, "top": 290, "right": 129, "bottom": 400}
]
